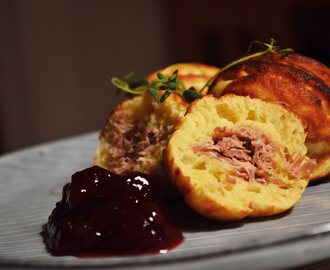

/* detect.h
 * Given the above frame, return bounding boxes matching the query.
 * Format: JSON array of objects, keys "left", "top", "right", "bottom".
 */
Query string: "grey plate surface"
[{"left": 1, "top": 132, "right": 330, "bottom": 270}]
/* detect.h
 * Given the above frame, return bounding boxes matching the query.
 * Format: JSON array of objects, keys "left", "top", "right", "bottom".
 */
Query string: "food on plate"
[
  {"left": 47, "top": 166, "right": 184, "bottom": 257},
  {"left": 164, "top": 95, "right": 316, "bottom": 221},
  {"left": 46, "top": 39, "right": 330, "bottom": 259},
  {"left": 94, "top": 63, "right": 219, "bottom": 198},
  {"left": 208, "top": 53, "right": 330, "bottom": 180},
  {"left": 253, "top": 52, "right": 330, "bottom": 90},
  {"left": 94, "top": 94, "right": 187, "bottom": 198},
  {"left": 147, "top": 62, "right": 220, "bottom": 96}
]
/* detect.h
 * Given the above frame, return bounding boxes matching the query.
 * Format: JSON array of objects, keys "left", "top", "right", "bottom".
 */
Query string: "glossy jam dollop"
[{"left": 47, "top": 165, "right": 184, "bottom": 257}]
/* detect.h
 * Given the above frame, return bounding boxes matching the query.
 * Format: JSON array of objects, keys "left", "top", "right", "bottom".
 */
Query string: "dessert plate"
[{"left": 1, "top": 132, "right": 330, "bottom": 270}]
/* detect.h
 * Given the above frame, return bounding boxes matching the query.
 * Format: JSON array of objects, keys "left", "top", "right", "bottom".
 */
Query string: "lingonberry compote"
[{"left": 47, "top": 165, "right": 184, "bottom": 257}]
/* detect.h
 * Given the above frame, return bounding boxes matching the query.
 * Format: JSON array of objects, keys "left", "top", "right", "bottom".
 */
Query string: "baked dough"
[
  {"left": 94, "top": 94, "right": 187, "bottom": 198},
  {"left": 209, "top": 55, "right": 330, "bottom": 180},
  {"left": 94, "top": 63, "right": 219, "bottom": 198},
  {"left": 147, "top": 62, "right": 220, "bottom": 96},
  {"left": 164, "top": 94, "right": 316, "bottom": 221},
  {"left": 253, "top": 52, "right": 330, "bottom": 92}
]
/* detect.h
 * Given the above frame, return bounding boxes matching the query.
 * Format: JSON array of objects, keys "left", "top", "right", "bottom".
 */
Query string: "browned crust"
[
  {"left": 184, "top": 194, "right": 253, "bottom": 221},
  {"left": 253, "top": 52, "right": 330, "bottom": 96},
  {"left": 208, "top": 59, "right": 330, "bottom": 180},
  {"left": 222, "top": 72, "right": 330, "bottom": 143},
  {"left": 209, "top": 60, "right": 330, "bottom": 143},
  {"left": 212, "top": 60, "right": 330, "bottom": 114}
]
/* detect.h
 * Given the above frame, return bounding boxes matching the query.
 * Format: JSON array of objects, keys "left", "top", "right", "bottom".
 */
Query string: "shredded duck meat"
[
  {"left": 276, "top": 149, "right": 317, "bottom": 179},
  {"left": 106, "top": 110, "right": 163, "bottom": 174},
  {"left": 193, "top": 126, "right": 316, "bottom": 185}
]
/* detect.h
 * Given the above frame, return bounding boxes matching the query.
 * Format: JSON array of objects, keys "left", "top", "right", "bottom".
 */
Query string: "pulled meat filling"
[
  {"left": 193, "top": 126, "right": 316, "bottom": 185},
  {"left": 106, "top": 111, "right": 163, "bottom": 175}
]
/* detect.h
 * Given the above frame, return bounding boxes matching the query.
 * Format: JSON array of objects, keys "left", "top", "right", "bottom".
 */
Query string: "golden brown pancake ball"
[
  {"left": 208, "top": 55, "right": 330, "bottom": 180},
  {"left": 95, "top": 63, "right": 219, "bottom": 198},
  {"left": 94, "top": 94, "right": 187, "bottom": 198},
  {"left": 164, "top": 95, "right": 316, "bottom": 221}
]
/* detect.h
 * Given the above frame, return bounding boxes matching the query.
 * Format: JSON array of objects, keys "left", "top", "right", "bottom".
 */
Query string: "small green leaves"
[
  {"left": 129, "top": 77, "right": 149, "bottom": 89},
  {"left": 160, "top": 90, "right": 172, "bottom": 103},
  {"left": 122, "top": 71, "right": 135, "bottom": 81},
  {"left": 112, "top": 38, "right": 293, "bottom": 105},
  {"left": 112, "top": 69, "right": 190, "bottom": 104},
  {"left": 113, "top": 71, "right": 135, "bottom": 97},
  {"left": 156, "top": 72, "right": 168, "bottom": 83},
  {"left": 169, "top": 82, "right": 177, "bottom": 90},
  {"left": 168, "top": 70, "right": 178, "bottom": 82},
  {"left": 183, "top": 88, "right": 204, "bottom": 104},
  {"left": 148, "top": 87, "right": 160, "bottom": 103},
  {"left": 156, "top": 84, "right": 169, "bottom": 90},
  {"left": 278, "top": 48, "right": 294, "bottom": 55}
]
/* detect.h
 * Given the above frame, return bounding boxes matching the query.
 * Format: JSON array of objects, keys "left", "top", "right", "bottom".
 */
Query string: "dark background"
[{"left": 1, "top": 0, "right": 330, "bottom": 154}]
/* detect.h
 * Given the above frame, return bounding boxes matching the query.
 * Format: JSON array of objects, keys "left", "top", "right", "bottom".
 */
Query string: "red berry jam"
[{"left": 47, "top": 166, "right": 184, "bottom": 257}]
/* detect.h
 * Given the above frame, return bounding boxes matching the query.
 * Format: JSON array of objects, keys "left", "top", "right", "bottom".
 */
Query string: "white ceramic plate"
[{"left": 1, "top": 132, "right": 330, "bottom": 270}]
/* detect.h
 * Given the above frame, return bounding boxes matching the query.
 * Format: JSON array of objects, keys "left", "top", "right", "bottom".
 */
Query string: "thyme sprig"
[
  {"left": 112, "top": 38, "right": 293, "bottom": 104},
  {"left": 111, "top": 68, "right": 203, "bottom": 104},
  {"left": 199, "top": 38, "right": 293, "bottom": 93}
]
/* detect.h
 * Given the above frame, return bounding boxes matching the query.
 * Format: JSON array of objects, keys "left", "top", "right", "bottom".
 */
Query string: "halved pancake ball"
[
  {"left": 94, "top": 63, "right": 219, "bottom": 198},
  {"left": 164, "top": 95, "right": 316, "bottom": 221},
  {"left": 208, "top": 59, "right": 330, "bottom": 180},
  {"left": 94, "top": 93, "right": 187, "bottom": 198}
]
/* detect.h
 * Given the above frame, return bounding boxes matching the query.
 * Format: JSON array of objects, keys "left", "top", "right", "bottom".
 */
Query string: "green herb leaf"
[
  {"left": 129, "top": 77, "right": 149, "bottom": 89},
  {"left": 168, "top": 70, "right": 178, "bottom": 82},
  {"left": 122, "top": 71, "right": 135, "bottom": 81},
  {"left": 160, "top": 90, "right": 172, "bottom": 103},
  {"left": 169, "top": 82, "right": 177, "bottom": 90},
  {"left": 156, "top": 78, "right": 168, "bottom": 84},
  {"left": 157, "top": 72, "right": 168, "bottom": 81},
  {"left": 112, "top": 77, "right": 146, "bottom": 95},
  {"left": 278, "top": 48, "right": 294, "bottom": 55},
  {"left": 148, "top": 87, "right": 160, "bottom": 103},
  {"left": 183, "top": 89, "right": 204, "bottom": 104},
  {"left": 156, "top": 84, "right": 169, "bottom": 90}
]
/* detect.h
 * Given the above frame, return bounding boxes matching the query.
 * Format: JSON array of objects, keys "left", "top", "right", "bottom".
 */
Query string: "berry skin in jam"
[{"left": 47, "top": 165, "right": 184, "bottom": 257}]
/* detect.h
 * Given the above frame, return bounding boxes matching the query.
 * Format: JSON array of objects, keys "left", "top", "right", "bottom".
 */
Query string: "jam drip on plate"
[{"left": 47, "top": 165, "right": 184, "bottom": 257}]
